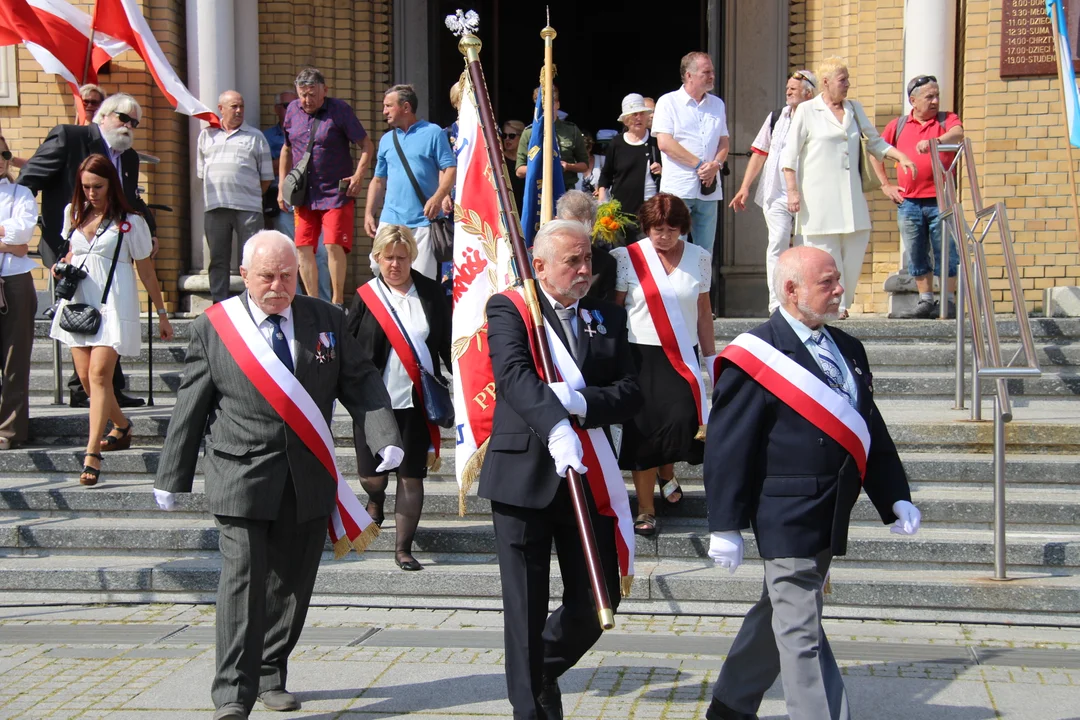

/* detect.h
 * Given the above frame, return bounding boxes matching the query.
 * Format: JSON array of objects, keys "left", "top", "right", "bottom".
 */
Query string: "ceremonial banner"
[
  {"left": 521, "top": 85, "right": 565, "bottom": 246},
  {"left": 451, "top": 71, "right": 514, "bottom": 512},
  {"left": 0, "top": 0, "right": 88, "bottom": 104}
]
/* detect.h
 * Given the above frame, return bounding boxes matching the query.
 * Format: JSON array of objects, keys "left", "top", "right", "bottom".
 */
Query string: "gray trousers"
[
  {"left": 211, "top": 480, "right": 327, "bottom": 711},
  {"left": 0, "top": 273, "right": 36, "bottom": 444},
  {"left": 713, "top": 549, "right": 850, "bottom": 720},
  {"left": 205, "top": 208, "right": 263, "bottom": 303}
]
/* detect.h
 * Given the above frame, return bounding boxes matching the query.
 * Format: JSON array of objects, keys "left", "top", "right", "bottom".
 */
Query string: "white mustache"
[{"left": 262, "top": 291, "right": 289, "bottom": 300}]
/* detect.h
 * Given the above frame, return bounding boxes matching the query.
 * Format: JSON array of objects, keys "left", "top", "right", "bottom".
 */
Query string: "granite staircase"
[{"left": 3, "top": 317, "right": 1080, "bottom": 624}]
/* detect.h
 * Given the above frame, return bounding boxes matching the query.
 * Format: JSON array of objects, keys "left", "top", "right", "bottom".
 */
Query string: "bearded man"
[{"left": 19, "top": 92, "right": 157, "bottom": 409}]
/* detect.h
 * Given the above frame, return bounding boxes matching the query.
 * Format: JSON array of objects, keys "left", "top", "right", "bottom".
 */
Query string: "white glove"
[
  {"left": 153, "top": 489, "right": 176, "bottom": 511},
  {"left": 547, "top": 419, "right": 587, "bottom": 478},
  {"left": 708, "top": 531, "right": 743, "bottom": 574},
  {"left": 890, "top": 500, "right": 922, "bottom": 535},
  {"left": 704, "top": 354, "right": 719, "bottom": 387},
  {"left": 375, "top": 445, "right": 404, "bottom": 473},
  {"left": 549, "top": 382, "right": 587, "bottom": 418}
]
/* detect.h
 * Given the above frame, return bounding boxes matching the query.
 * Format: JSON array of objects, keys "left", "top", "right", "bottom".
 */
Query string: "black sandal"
[
  {"left": 634, "top": 513, "right": 657, "bottom": 537},
  {"left": 100, "top": 423, "right": 133, "bottom": 452},
  {"left": 659, "top": 475, "right": 682, "bottom": 504},
  {"left": 80, "top": 452, "right": 103, "bottom": 487}
]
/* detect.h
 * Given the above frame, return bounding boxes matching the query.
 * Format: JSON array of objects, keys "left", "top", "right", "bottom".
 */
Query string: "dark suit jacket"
[
  {"left": 18, "top": 123, "right": 156, "bottom": 265},
  {"left": 155, "top": 294, "right": 401, "bottom": 523},
  {"left": 346, "top": 271, "right": 452, "bottom": 385},
  {"left": 478, "top": 290, "right": 643, "bottom": 510},
  {"left": 703, "top": 311, "right": 911, "bottom": 559}
]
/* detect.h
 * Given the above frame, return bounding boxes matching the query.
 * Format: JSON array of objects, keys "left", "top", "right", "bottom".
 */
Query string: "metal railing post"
[
  {"left": 993, "top": 393, "right": 1007, "bottom": 580},
  {"left": 954, "top": 254, "right": 966, "bottom": 410},
  {"left": 49, "top": 276, "right": 63, "bottom": 405}
]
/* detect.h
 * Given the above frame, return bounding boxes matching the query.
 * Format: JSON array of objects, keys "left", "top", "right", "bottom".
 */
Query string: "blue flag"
[
  {"left": 521, "top": 86, "right": 566, "bottom": 246},
  {"left": 1047, "top": 0, "right": 1080, "bottom": 148}
]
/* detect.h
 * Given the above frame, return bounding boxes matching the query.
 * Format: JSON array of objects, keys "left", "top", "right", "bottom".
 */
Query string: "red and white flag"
[
  {"left": 450, "top": 72, "right": 514, "bottom": 512},
  {"left": 91, "top": 0, "right": 220, "bottom": 127},
  {"left": 0, "top": 0, "right": 88, "bottom": 93}
]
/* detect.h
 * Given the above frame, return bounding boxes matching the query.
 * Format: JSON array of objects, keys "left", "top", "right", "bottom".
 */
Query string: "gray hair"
[
  {"left": 386, "top": 84, "right": 419, "bottom": 115},
  {"left": 241, "top": 231, "right": 299, "bottom": 268},
  {"left": 533, "top": 219, "right": 590, "bottom": 263},
  {"left": 217, "top": 89, "right": 243, "bottom": 106},
  {"left": 772, "top": 254, "right": 804, "bottom": 308},
  {"left": 679, "top": 51, "right": 711, "bottom": 81},
  {"left": 295, "top": 68, "right": 326, "bottom": 88},
  {"left": 79, "top": 83, "right": 105, "bottom": 100},
  {"left": 94, "top": 93, "right": 142, "bottom": 125},
  {"left": 555, "top": 190, "right": 597, "bottom": 229},
  {"left": 793, "top": 69, "right": 817, "bottom": 96}
]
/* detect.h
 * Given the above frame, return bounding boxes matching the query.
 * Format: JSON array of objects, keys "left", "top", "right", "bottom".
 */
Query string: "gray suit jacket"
[{"left": 155, "top": 294, "right": 401, "bottom": 522}]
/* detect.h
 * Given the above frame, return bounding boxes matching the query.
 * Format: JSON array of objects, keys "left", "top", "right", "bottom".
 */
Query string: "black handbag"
[
  {"left": 391, "top": 131, "right": 453, "bottom": 265},
  {"left": 375, "top": 279, "right": 455, "bottom": 429},
  {"left": 59, "top": 223, "right": 123, "bottom": 336}
]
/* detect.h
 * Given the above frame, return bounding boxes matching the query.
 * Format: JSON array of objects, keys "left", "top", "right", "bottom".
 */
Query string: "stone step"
[
  {"left": 28, "top": 343, "right": 190, "bottom": 365},
  {"left": 1, "top": 514, "right": 1074, "bottom": 570},
  {"left": 712, "top": 316, "right": 1080, "bottom": 341},
  {"left": 0, "top": 551, "right": 1075, "bottom": 616}
]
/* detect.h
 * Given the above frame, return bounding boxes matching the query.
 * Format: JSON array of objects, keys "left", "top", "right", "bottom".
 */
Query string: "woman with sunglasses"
[
  {"left": 779, "top": 56, "right": 916, "bottom": 318},
  {"left": 502, "top": 119, "right": 526, "bottom": 210},
  {"left": 49, "top": 154, "right": 173, "bottom": 486},
  {"left": 0, "top": 137, "right": 39, "bottom": 451},
  {"left": 77, "top": 84, "right": 106, "bottom": 126}
]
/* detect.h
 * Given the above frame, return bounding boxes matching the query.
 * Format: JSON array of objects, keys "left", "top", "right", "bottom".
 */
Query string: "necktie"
[
  {"left": 555, "top": 307, "right": 579, "bottom": 361},
  {"left": 811, "top": 330, "right": 854, "bottom": 408},
  {"left": 267, "top": 315, "right": 294, "bottom": 373}
]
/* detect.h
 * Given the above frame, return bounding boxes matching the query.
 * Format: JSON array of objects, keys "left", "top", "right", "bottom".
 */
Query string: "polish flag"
[
  {"left": 450, "top": 71, "right": 514, "bottom": 512},
  {"left": 0, "top": 0, "right": 87, "bottom": 87},
  {"left": 91, "top": 0, "right": 220, "bottom": 127}
]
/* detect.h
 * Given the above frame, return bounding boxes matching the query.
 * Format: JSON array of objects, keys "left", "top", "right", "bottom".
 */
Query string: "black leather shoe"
[
  {"left": 705, "top": 697, "right": 758, "bottom": 720},
  {"left": 69, "top": 393, "right": 90, "bottom": 409},
  {"left": 116, "top": 391, "right": 146, "bottom": 408},
  {"left": 538, "top": 676, "right": 563, "bottom": 720},
  {"left": 258, "top": 689, "right": 300, "bottom": 711},
  {"left": 211, "top": 703, "right": 248, "bottom": 720}
]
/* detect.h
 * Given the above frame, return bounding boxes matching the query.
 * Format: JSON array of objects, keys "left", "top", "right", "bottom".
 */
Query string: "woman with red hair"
[
  {"left": 611, "top": 192, "right": 716, "bottom": 535},
  {"left": 49, "top": 154, "right": 173, "bottom": 486}
]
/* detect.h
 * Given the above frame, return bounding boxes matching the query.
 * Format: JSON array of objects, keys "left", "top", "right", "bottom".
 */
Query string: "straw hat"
[{"left": 618, "top": 93, "right": 652, "bottom": 123}]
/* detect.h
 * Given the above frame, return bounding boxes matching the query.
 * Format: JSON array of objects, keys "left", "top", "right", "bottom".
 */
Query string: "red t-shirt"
[{"left": 881, "top": 111, "right": 962, "bottom": 199}]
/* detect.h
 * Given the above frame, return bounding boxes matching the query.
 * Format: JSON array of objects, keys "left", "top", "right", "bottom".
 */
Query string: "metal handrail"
[{"left": 929, "top": 138, "right": 1042, "bottom": 580}]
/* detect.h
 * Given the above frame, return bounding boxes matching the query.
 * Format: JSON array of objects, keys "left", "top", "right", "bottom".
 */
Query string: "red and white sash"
[
  {"left": 718, "top": 332, "right": 871, "bottom": 479},
  {"left": 625, "top": 240, "right": 709, "bottom": 428},
  {"left": 504, "top": 290, "right": 635, "bottom": 596},
  {"left": 205, "top": 296, "right": 379, "bottom": 558},
  {"left": 357, "top": 280, "right": 441, "bottom": 467}
]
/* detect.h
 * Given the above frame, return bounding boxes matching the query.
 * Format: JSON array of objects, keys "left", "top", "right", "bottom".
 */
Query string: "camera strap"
[{"left": 100, "top": 228, "right": 124, "bottom": 305}]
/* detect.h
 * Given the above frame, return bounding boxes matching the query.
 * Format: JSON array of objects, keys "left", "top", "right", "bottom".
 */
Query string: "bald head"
[
  {"left": 774, "top": 247, "right": 843, "bottom": 328},
  {"left": 241, "top": 231, "right": 299, "bottom": 315},
  {"left": 217, "top": 90, "right": 245, "bottom": 130}
]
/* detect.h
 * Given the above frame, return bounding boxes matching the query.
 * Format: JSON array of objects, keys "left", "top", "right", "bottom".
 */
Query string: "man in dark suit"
[
  {"left": 153, "top": 231, "right": 402, "bottom": 720},
  {"left": 481, "top": 219, "right": 642, "bottom": 720},
  {"left": 18, "top": 92, "right": 157, "bottom": 408},
  {"left": 702, "top": 246, "right": 922, "bottom": 720}
]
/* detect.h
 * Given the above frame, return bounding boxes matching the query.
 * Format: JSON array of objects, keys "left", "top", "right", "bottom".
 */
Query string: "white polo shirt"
[
  {"left": 652, "top": 86, "right": 729, "bottom": 201},
  {"left": 196, "top": 124, "right": 274, "bottom": 213}
]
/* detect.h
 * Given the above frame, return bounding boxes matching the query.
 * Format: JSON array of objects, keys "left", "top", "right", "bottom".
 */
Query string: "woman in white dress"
[{"left": 49, "top": 154, "right": 173, "bottom": 486}]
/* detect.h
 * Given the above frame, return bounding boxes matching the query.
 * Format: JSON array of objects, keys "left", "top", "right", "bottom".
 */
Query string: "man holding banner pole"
[{"left": 702, "top": 246, "right": 920, "bottom": 720}]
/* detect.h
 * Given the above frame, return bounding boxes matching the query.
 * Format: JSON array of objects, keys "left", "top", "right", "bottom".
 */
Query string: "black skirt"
[
  {"left": 618, "top": 343, "right": 704, "bottom": 470},
  {"left": 354, "top": 406, "right": 433, "bottom": 478}
]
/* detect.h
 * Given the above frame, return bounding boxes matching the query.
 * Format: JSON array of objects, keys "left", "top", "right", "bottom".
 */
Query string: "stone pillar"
[
  {"left": 393, "top": 0, "right": 429, "bottom": 114},
  {"left": 902, "top": 0, "right": 957, "bottom": 113},
  {"left": 234, "top": 0, "right": 261, "bottom": 122}
]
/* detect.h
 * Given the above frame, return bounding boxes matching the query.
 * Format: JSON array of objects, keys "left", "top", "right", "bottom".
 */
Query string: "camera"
[{"left": 42, "top": 262, "right": 88, "bottom": 319}]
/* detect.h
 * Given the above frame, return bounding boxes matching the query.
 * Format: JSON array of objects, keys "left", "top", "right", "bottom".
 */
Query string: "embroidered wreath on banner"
[
  {"left": 451, "top": 326, "right": 488, "bottom": 363},
  {"left": 454, "top": 204, "right": 499, "bottom": 290}
]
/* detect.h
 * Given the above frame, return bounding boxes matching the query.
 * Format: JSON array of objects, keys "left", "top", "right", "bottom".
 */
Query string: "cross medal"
[{"left": 581, "top": 309, "right": 597, "bottom": 337}]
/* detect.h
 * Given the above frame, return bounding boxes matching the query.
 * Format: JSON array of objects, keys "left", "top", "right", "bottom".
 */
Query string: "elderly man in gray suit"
[{"left": 154, "top": 231, "right": 403, "bottom": 720}]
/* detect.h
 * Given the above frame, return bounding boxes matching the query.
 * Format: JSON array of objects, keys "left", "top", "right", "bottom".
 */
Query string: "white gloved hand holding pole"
[
  {"left": 547, "top": 419, "right": 587, "bottom": 478},
  {"left": 548, "top": 381, "right": 587, "bottom": 418},
  {"left": 708, "top": 531, "right": 744, "bottom": 574},
  {"left": 890, "top": 500, "right": 922, "bottom": 535},
  {"left": 375, "top": 445, "right": 405, "bottom": 473},
  {"left": 153, "top": 489, "right": 177, "bottom": 511}
]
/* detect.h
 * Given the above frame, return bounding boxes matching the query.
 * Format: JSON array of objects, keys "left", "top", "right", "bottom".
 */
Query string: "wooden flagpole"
[{"left": 1050, "top": 4, "right": 1080, "bottom": 254}]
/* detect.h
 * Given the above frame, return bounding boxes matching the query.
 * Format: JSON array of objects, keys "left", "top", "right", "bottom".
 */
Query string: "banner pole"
[
  {"left": 1050, "top": 6, "right": 1080, "bottom": 252},
  {"left": 539, "top": 14, "right": 556, "bottom": 226}
]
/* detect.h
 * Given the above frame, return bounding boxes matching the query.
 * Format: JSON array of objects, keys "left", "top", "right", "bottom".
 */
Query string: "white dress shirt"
[
  {"left": 652, "top": 86, "right": 730, "bottom": 201},
  {"left": 750, "top": 105, "right": 794, "bottom": 209},
  {"left": 778, "top": 305, "right": 858, "bottom": 404},
  {"left": 0, "top": 179, "right": 39, "bottom": 277},
  {"left": 540, "top": 285, "right": 579, "bottom": 345},
  {"left": 247, "top": 296, "right": 299, "bottom": 369}
]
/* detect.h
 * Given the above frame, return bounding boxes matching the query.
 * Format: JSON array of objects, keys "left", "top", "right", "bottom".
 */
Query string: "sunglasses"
[
  {"left": 791, "top": 71, "right": 816, "bottom": 88},
  {"left": 0, "top": 150, "right": 10, "bottom": 161},
  {"left": 115, "top": 111, "right": 140, "bottom": 128},
  {"left": 503, "top": 132, "right": 519, "bottom": 140},
  {"left": 909, "top": 75, "right": 937, "bottom": 93},
  {"left": 82, "top": 98, "right": 101, "bottom": 107}
]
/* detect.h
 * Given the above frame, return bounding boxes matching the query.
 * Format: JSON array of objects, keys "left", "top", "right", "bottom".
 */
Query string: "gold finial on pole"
[
  {"left": 540, "top": 12, "right": 557, "bottom": 226},
  {"left": 458, "top": 33, "right": 482, "bottom": 62}
]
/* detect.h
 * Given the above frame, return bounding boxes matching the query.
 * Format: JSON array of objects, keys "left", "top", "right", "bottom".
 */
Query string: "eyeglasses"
[
  {"left": 115, "top": 111, "right": 140, "bottom": 128},
  {"left": 791, "top": 71, "right": 815, "bottom": 88},
  {"left": 0, "top": 151, "right": 11, "bottom": 161},
  {"left": 908, "top": 75, "right": 937, "bottom": 94},
  {"left": 82, "top": 98, "right": 102, "bottom": 107}
]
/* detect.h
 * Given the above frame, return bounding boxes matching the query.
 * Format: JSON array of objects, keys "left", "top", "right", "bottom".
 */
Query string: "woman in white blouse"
[
  {"left": 610, "top": 193, "right": 716, "bottom": 536},
  {"left": 0, "top": 137, "right": 39, "bottom": 451},
  {"left": 348, "top": 224, "right": 451, "bottom": 571},
  {"left": 780, "top": 56, "right": 916, "bottom": 317}
]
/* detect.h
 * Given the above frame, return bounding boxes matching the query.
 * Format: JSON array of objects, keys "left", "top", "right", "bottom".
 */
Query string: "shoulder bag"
[
  {"left": 375, "top": 279, "right": 455, "bottom": 428},
  {"left": 391, "top": 130, "right": 453, "bottom": 264},
  {"left": 851, "top": 102, "right": 882, "bottom": 194},
  {"left": 281, "top": 114, "right": 324, "bottom": 208},
  {"left": 59, "top": 222, "right": 123, "bottom": 335}
]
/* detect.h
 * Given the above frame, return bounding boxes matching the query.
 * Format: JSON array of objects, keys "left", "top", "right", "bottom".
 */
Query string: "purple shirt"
[{"left": 282, "top": 97, "right": 367, "bottom": 210}]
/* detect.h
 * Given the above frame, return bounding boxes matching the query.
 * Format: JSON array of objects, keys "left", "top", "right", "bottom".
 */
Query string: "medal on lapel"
[
  {"left": 580, "top": 308, "right": 597, "bottom": 338},
  {"left": 593, "top": 309, "right": 607, "bottom": 335},
  {"left": 317, "top": 332, "right": 336, "bottom": 363}
]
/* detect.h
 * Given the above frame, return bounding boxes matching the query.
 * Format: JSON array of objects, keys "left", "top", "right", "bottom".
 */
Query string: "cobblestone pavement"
[{"left": 0, "top": 605, "right": 1077, "bottom": 719}]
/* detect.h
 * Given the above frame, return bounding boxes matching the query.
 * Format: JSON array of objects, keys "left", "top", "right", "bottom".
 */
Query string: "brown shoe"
[
  {"left": 80, "top": 453, "right": 103, "bottom": 487},
  {"left": 100, "top": 423, "right": 132, "bottom": 452}
]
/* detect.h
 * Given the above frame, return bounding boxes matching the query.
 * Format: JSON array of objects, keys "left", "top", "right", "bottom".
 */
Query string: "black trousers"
[
  {"left": 211, "top": 479, "right": 328, "bottom": 712},
  {"left": 491, "top": 479, "right": 621, "bottom": 720},
  {"left": 68, "top": 362, "right": 126, "bottom": 398}
]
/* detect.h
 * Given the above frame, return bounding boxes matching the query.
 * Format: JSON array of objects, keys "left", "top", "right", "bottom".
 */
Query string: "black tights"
[{"left": 360, "top": 474, "right": 425, "bottom": 561}]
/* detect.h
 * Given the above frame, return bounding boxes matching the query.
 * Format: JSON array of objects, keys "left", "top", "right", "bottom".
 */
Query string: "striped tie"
[{"left": 811, "top": 330, "right": 854, "bottom": 408}]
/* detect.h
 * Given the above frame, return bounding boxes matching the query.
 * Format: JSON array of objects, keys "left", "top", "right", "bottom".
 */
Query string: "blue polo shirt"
[{"left": 374, "top": 119, "right": 456, "bottom": 227}]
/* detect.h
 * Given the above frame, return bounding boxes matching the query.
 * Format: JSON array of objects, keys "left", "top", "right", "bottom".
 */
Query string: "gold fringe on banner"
[
  {"left": 332, "top": 522, "right": 381, "bottom": 560},
  {"left": 823, "top": 570, "right": 832, "bottom": 596},
  {"left": 427, "top": 451, "right": 442, "bottom": 473},
  {"left": 694, "top": 424, "right": 707, "bottom": 441},
  {"left": 457, "top": 437, "right": 491, "bottom": 516},
  {"left": 621, "top": 574, "right": 635, "bottom": 598}
]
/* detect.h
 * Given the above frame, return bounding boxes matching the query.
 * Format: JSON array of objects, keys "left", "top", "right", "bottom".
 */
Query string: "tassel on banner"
[
  {"left": 621, "top": 574, "right": 634, "bottom": 599},
  {"left": 695, "top": 424, "right": 707, "bottom": 441},
  {"left": 457, "top": 437, "right": 490, "bottom": 516},
  {"left": 333, "top": 523, "right": 381, "bottom": 560},
  {"left": 823, "top": 569, "right": 832, "bottom": 596}
]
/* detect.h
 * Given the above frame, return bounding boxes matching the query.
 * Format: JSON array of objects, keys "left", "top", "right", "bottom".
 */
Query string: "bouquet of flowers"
[{"left": 591, "top": 198, "right": 636, "bottom": 246}]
